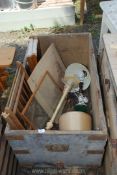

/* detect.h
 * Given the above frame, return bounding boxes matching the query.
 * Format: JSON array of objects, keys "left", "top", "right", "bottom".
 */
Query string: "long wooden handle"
[{"left": 46, "top": 83, "right": 72, "bottom": 130}]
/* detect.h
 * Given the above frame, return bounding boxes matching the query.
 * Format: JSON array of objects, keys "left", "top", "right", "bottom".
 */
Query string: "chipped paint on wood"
[{"left": 6, "top": 132, "right": 107, "bottom": 167}]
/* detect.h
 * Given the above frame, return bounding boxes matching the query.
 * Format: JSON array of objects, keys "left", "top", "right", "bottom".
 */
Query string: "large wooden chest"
[{"left": 4, "top": 33, "right": 107, "bottom": 167}]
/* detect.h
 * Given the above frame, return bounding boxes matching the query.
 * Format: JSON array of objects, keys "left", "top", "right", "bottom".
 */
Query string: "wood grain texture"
[
  {"left": 89, "top": 35, "right": 107, "bottom": 132},
  {"left": 100, "top": 49, "right": 117, "bottom": 139},
  {"left": 4, "top": 61, "right": 34, "bottom": 130},
  {"left": 28, "top": 43, "right": 65, "bottom": 117},
  {"left": 6, "top": 135, "right": 24, "bottom": 141},
  {"left": 5, "top": 108, "right": 24, "bottom": 130},
  {"left": 5, "top": 130, "right": 107, "bottom": 167},
  {"left": 12, "top": 157, "right": 18, "bottom": 175},
  {"left": 100, "top": 37, "right": 117, "bottom": 175},
  {"left": 0, "top": 137, "right": 7, "bottom": 173},
  {"left": 104, "top": 141, "right": 117, "bottom": 175},
  {"left": 103, "top": 34, "right": 117, "bottom": 96},
  {"left": 7, "top": 151, "right": 14, "bottom": 175},
  {"left": 0, "top": 47, "right": 15, "bottom": 67},
  {"left": 28, "top": 43, "right": 65, "bottom": 89},
  {"left": 14, "top": 149, "right": 30, "bottom": 154},
  {"left": 39, "top": 33, "right": 90, "bottom": 67},
  {"left": 0, "top": 136, "right": 18, "bottom": 175},
  {"left": 1, "top": 143, "right": 10, "bottom": 175},
  {"left": 33, "top": 71, "right": 62, "bottom": 118}
]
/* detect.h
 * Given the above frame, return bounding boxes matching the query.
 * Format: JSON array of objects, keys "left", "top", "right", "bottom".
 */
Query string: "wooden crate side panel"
[
  {"left": 0, "top": 136, "right": 18, "bottom": 175},
  {"left": 1, "top": 143, "right": 10, "bottom": 175},
  {"left": 38, "top": 33, "right": 90, "bottom": 67},
  {"left": 6, "top": 131, "right": 107, "bottom": 167},
  {"left": 7, "top": 150, "right": 15, "bottom": 175},
  {"left": 0, "top": 137, "right": 7, "bottom": 173},
  {"left": 89, "top": 35, "right": 107, "bottom": 131},
  {"left": 100, "top": 50, "right": 117, "bottom": 139},
  {"left": 104, "top": 142, "right": 117, "bottom": 175},
  {"left": 103, "top": 34, "right": 117, "bottom": 96},
  {"left": 100, "top": 46, "right": 117, "bottom": 175},
  {"left": 12, "top": 157, "right": 18, "bottom": 175}
]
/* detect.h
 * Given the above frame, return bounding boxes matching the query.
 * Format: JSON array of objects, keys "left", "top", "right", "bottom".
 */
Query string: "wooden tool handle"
[{"left": 46, "top": 82, "right": 72, "bottom": 130}]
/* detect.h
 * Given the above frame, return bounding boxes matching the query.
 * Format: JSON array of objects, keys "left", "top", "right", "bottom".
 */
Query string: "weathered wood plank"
[
  {"left": 104, "top": 141, "right": 117, "bottom": 175},
  {"left": 6, "top": 131, "right": 106, "bottom": 166},
  {"left": 100, "top": 35, "right": 117, "bottom": 175},
  {"left": 0, "top": 136, "right": 19, "bottom": 175},
  {"left": 88, "top": 135, "right": 107, "bottom": 141},
  {"left": 87, "top": 150, "right": 104, "bottom": 154},
  {"left": 100, "top": 49, "right": 117, "bottom": 139},
  {"left": 12, "top": 157, "right": 18, "bottom": 175},
  {"left": 89, "top": 34, "right": 107, "bottom": 132},
  {"left": 28, "top": 43, "right": 65, "bottom": 90},
  {"left": 7, "top": 151, "right": 15, "bottom": 175},
  {"left": 0, "top": 47, "right": 15, "bottom": 66},
  {"left": 0, "top": 137, "right": 7, "bottom": 173},
  {"left": 103, "top": 34, "right": 117, "bottom": 96},
  {"left": 14, "top": 149, "right": 30, "bottom": 154},
  {"left": 28, "top": 43, "right": 65, "bottom": 118},
  {"left": 39, "top": 33, "right": 90, "bottom": 67},
  {"left": 1, "top": 143, "right": 11, "bottom": 175},
  {"left": 6, "top": 135, "right": 24, "bottom": 141}
]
